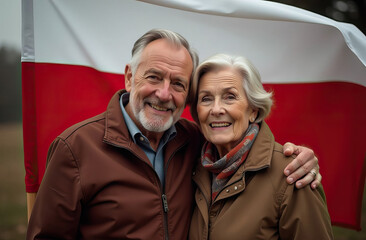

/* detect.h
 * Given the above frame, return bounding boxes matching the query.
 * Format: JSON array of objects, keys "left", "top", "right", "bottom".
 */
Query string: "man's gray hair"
[
  {"left": 129, "top": 29, "right": 199, "bottom": 85},
  {"left": 190, "top": 53, "right": 273, "bottom": 124}
]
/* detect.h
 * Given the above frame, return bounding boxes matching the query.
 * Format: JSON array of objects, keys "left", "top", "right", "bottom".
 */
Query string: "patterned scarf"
[{"left": 201, "top": 123, "right": 259, "bottom": 201}]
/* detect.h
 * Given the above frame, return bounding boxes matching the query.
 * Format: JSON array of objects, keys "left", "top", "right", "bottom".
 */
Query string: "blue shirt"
[{"left": 120, "top": 92, "right": 176, "bottom": 186}]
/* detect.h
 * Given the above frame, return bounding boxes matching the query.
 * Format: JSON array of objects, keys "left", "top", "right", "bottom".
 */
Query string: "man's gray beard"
[
  {"left": 130, "top": 96, "right": 184, "bottom": 133},
  {"left": 136, "top": 107, "right": 174, "bottom": 132}
]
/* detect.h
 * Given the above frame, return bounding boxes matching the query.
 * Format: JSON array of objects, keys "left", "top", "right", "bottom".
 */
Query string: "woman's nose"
[{"left": 210, "top": 99, "right": 224, "bottom": 115}]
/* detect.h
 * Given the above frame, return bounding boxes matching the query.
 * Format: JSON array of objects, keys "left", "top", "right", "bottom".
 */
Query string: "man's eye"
[
  {"left": 174, "top": 82, "right": 185, "bottom": 89},
  {"left": 147, "top": 75, "right": 159, "bottom": 80}
]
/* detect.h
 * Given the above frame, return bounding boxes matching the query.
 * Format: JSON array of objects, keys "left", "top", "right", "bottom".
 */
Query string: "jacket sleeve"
[
  {"left": 278, "top": 184, "right": 334, "bottom": 239},
  {"left": 27, "top": 138, "right": 83, "bottom": 240}
]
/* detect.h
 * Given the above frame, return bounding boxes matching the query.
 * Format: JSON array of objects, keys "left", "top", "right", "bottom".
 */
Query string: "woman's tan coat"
[{"left": 189, "top": 122, "right": 333, "bottom": 240}]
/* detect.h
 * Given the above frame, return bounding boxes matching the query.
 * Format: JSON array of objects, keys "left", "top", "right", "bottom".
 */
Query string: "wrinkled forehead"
[{"left": 141, "top": 39, "right": 193, "bottom": 77}]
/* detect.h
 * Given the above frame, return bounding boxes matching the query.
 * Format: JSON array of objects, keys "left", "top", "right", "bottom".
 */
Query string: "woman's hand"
[{"left": 283, "top": 142, "right": 321, "bottom": 189}]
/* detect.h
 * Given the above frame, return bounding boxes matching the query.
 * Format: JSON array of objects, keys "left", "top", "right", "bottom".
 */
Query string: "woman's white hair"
[{"left": 190, "top": 53, "right": 273, "bottom": 124}]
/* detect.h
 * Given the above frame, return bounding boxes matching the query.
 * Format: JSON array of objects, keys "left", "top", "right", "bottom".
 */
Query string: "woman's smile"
[{"left": 209, "top": 121, "right": 232, "bottom": 128}]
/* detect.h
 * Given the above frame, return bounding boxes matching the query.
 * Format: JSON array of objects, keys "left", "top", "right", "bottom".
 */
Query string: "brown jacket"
[
  {"left": 189, "top": 122, "right": 333, "bottom": 240},
  {"left": 27, "top": 90, "right": 203, "bottom": 240}
]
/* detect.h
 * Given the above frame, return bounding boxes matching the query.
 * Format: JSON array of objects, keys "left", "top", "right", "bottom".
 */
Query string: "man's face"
[{"left": 125, "top": 39, "right": 193, "bottom": 135}]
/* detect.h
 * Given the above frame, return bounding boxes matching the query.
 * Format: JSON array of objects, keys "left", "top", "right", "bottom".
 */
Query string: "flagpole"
[{"left": 27, "top": 192, "right": 36, "bottom": 221}]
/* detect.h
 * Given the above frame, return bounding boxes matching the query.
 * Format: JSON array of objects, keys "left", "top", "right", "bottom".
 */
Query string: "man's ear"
[{"left": 125, "top": 64, "right": 133, "bottom": 91}]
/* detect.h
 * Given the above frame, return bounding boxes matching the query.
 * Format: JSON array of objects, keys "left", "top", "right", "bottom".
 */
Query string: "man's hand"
[{"left": 283, "top": 142, "right": 321, "bottom": 189}]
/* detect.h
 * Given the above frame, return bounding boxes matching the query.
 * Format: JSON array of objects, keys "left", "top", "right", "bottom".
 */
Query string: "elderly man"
[{"left": 27, "top": 29, "right": 320, "bottom": 239}]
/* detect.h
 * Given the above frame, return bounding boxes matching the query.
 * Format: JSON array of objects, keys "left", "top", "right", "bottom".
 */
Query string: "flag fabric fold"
[
  {"left": 22, "top": 0, "right": 366, "bottom": 230},
  {"left": 144, "top": 0, "right": 366, "bottom": 66}
]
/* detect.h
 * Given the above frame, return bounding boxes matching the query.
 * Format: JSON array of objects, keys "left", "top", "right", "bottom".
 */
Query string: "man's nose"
[{"left": 155, "top": 80, "right": 172, "bottom": 101}]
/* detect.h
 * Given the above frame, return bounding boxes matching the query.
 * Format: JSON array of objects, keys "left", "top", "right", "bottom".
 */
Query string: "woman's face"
[{"left": 197, "top": 67, "right": 258, "bottom": 157}]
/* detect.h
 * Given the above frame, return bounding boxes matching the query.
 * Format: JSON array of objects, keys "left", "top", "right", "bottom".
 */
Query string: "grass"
[
  {"left": 0, "top": 123, "right": 27, "bottom": 240},
  {"left": 0, "top": 123, "right": 365, "bottom": 239}
]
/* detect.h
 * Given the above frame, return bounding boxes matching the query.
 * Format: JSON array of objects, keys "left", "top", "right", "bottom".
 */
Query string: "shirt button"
[{"left": 139, "top": 136, "right": 144, "bottom": 141}]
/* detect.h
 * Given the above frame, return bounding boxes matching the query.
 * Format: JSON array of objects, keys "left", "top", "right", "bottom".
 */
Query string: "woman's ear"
[
  {"left": 125, "top": 64, "right": 133, "bottom": 91},
  {"left": 249, "top": 109, "right": 259, "bottom": 123}
]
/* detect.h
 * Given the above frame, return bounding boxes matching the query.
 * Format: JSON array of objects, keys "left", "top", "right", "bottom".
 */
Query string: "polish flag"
[{"left": 22, "top": 0, "right": 366, "bottom": 230}]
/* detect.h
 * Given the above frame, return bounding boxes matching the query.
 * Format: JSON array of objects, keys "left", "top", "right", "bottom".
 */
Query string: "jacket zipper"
[
  {"left": 161, "top": 141, "right": 189, "bottom": 240},
  {"left": 161, "top": 193, "right": 169, "bottom": 240}
]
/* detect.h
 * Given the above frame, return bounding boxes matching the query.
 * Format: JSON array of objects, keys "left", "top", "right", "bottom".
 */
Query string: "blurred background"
[{"left": 0, "top": 0, "right": 364, "bottom": 239}]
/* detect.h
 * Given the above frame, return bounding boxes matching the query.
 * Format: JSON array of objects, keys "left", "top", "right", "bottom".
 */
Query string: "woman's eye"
[
  {"left": 201, "top": 96, "right": 211, "bottom": 102},
  {"left": 225, "top": 94, "right": 236, "bottom": 100}
]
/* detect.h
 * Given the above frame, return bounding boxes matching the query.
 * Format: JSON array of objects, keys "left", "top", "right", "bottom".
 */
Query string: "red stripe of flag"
[
  {"left": 265, "top": 82, "right": 366, "bottom": 230},
  {"left": 22, "top": 62, "right": 123, "bottom": 192}
]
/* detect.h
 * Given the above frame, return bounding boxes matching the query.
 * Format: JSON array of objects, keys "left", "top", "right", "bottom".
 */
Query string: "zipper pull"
[{"left": 162, "top": 194, "right": 169, "bottom": 213}]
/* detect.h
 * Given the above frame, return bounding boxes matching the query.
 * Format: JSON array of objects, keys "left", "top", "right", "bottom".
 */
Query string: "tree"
[
  {"left": 271, "top": 0, "right": 365, "bottom": 34},
  {"left": 0, "top": 46, "right": 22, "bottom": 123}
]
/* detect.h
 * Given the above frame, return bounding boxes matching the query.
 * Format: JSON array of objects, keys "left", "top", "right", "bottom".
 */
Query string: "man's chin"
[
  {"left": 142, "top": 122, "right": 172, "bottom": 132},
  {"left": 139, "top": 114, "right": 174, "bottom": 132}
]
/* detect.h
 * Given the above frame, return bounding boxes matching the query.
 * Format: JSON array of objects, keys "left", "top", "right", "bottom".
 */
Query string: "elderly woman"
[{"left": 189, "top": 54, "right": 333, "bottom": 240}]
